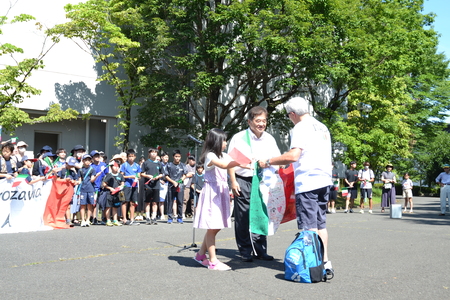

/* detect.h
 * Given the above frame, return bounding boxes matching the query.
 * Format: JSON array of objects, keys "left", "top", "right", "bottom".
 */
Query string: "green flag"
[{"left": 249, "top": 163, "right": 269, "bottom": 235}]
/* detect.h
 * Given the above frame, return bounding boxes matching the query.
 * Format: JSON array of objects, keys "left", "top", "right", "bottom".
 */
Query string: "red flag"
[
  {"left": 111, "top": 186, "right": 122, "bottom": 195},
  {"left": 43, "top": 179, "right": 74, "bottom": 229},
  {"left": 132, "top": 179, "right": 138, "bottom": 187},
  {"left": 279, "top": 164, "right": 296, "bottom": 224}
]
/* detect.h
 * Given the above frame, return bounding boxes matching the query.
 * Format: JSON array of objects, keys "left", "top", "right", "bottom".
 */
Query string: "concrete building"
[{"left": 0, "top": 0, "right": 148, "bottom": 157}]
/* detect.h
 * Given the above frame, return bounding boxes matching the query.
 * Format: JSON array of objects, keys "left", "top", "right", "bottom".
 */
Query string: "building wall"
[{"left": 0, "top": 0, "right": 149, "bottom": 157}]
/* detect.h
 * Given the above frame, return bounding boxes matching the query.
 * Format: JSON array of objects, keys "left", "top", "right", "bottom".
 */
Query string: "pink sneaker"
[
  {"left": 193, "top": 253, "right": 208, "bottom": 267},
  {"left": 208, "top": 260, "right": 231, "bottom": 271}
]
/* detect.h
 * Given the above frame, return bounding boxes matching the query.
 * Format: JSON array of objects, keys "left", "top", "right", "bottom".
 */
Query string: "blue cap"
[
  {"left": 90, "top": 150, "right": 100, "bottom": 157},
  {"left": 42, "top": 152, "right": 57, "bottom": 158},
  {"left": 21, "top": 156, "right": 37, "bottom": 162},
  {"left": 82, "top": 154, "right": 92, "bottom": 160},
  {"left": 71, "top": 144, "right": 85, "bottom": 154},
  {"left": 66, "top": 156, "right": 77, "bottom": 166},
  {"left": 41, "top": 145, "right": 53, "bottom": 152}
]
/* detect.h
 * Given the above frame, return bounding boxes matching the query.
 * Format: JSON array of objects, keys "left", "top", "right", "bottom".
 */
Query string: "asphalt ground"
[{"left": 0, "top": 196, "right": 449, "bottom": 300}]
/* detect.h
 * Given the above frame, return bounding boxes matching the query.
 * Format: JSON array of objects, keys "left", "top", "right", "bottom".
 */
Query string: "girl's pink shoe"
[
  {"left": 193, "top": 253, "right": 208, "bottom": 267},
  {"left": 208, "top": 260, "right": 231, "bottom": 271}
]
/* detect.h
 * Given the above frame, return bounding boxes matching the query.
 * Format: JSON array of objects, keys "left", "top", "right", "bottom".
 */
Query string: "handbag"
[{"left": 111, "top": 175, "right": 126, "bottom": 202}]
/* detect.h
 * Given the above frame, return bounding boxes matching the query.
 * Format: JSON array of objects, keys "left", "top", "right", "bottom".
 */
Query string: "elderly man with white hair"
[{"left": 258, "top": 96, "right": 333, "bottom": 272}]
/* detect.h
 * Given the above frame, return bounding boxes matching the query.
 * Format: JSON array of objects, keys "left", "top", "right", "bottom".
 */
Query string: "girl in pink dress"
[{"left": 193, "top": 128, "right": 240, "bottom": 271}]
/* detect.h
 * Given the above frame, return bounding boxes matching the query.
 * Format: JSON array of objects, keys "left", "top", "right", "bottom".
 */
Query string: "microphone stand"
[{"left": 178, "top": 135, "right": 203, "bottom": 252}]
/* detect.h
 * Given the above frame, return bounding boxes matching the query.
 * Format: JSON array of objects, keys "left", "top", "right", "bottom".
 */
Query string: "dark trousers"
[
  {"left": 234, "top": 175, "right": 268, "bottom": 257},
  {"left": 167, "top": 186, "right": 183, "bottom": 220}
]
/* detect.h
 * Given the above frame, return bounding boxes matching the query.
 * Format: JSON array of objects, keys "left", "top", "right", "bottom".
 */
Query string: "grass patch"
[{"left": 335, "top": 186, "right": 383, "bottom": 209}]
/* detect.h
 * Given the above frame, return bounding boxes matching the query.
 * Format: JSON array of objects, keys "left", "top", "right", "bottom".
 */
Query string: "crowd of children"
[{"left": 0, "top": 141, "right": 205, "bottom": 227}]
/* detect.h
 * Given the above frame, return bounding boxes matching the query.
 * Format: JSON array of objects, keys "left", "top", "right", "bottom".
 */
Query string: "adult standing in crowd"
[
  {"left": 344, "top": 161, "right": 358, "bottom": 213},
  {"left": 15, "top": 141, "right": 28, "bottom": 162},
  {"left": 381, "top": 163, "right": 396, "bottom": 213},
  {"left": 436, "top": 164, "right": 450, "bottom": 216},
  {"left": 358, "top": 161, "right": 375, "bottom": 214},
  {"left": 228, "top": 106, "right": 281, "bottom": 262},
  {"left": 258, "top": 96, "right": 333, "bottom": 272}
]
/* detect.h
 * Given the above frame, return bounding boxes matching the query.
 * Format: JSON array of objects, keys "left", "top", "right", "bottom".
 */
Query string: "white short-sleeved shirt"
[
  {"left": 205, "top": 152, "right": 232, "bottom": 171},
  {"left": 228, "top": 129, "right": 281, "bottom": 177},
  {"left": 290, "top": 116, "right": 332, "bottom": 194},
  {"left": 358, "top": 169, "right": 374, "bottom": 189}
]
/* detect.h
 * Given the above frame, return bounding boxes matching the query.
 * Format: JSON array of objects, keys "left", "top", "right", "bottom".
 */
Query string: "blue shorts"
[
  {"left": 361, "top": 189, "right": 373, "bottom": 199},
  {"left": 123, "top": 186, "right": 138, "bottom": 203},
  {"left": 295, "top": 186, "right": 329, "bottom": 230},
  {"left": 80, "top": 192, "right": 95, "bottom": 205},
  {"left": 347, "top": 187, "right": 358, "bottom": 199}
]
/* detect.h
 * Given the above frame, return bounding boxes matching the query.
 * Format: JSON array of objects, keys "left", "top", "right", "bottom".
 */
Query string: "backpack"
[{"left": 284, "top": 230, "right": 333, "bottom": 283}]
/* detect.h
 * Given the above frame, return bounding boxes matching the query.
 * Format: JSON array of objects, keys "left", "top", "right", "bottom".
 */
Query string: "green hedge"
[{"left": 335, "top": 183, "right": 439, "bottom": 209}]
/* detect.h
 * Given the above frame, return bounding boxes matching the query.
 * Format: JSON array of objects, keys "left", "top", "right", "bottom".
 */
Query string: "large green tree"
[
  {"left": 0, "top": 13, "right": 78, "bottom": 134},
  {"left": 320, "top": 0, "right": 450, "bottom": 173},
  {"left": 51, "top": 0, "right": 172, "bottom": 150}
]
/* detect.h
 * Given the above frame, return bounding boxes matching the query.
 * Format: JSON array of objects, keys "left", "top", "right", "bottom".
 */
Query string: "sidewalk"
[{"left": 0, "top": 196, "right": 448, "bottom": 299}]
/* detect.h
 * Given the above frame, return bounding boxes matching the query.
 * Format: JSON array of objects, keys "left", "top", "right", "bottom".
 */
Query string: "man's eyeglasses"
[{"left": 286, "top": 111, "right": 292, "bottom": 118}]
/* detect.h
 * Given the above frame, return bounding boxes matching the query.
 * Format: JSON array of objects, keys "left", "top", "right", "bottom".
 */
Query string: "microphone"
[{"left": 187, "top": 134, "right": 203, "bottom": 145}]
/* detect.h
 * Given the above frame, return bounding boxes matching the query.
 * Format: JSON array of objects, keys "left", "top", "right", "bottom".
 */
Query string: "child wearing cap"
[
  {"left": 32, "top": 145, "right": 52, "bottom": 176},
  {"left": 19, "top": 156, "right": 45, "bottom": 185},
  {"left": 102, "top": 160, "right": 125, "bottom": 226},
  {"left": 40, "top": 152, "right": 59, "bottom": 178},
  {"left": 90, "top": 150, "right": 109, "bottom": 225},
  {"left": 79, "top": 154, "right": 102, "bottom": 227},
  {"left": 70, "top": 145, "right": 86, "bottom": 169},
  {"left": 15, "top": 141, "right": 28, "bottom": 162}
]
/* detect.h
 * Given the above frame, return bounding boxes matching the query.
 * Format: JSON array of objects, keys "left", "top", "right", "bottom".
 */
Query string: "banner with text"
[{"left": 0, "top": 178, "right": 73, "bottom": 234}]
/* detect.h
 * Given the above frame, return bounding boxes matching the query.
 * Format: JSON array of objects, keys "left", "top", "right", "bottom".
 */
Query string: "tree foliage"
[
  {"left": 411, "top": 131, "right": 450, "bottom": 187},
  {"left": 134, "top": 0, "right": 449, "bottom": 158},
  {"left": 0, "top": 13, "right": 78, "bottom": 133},
  {"left": 50, "top": 0, "right": 449, "bottom": 182}
]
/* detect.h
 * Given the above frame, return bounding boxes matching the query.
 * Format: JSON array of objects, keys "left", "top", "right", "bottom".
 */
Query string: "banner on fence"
[{"left": 0, "top": 178, "right": 73, "bottom": 234}]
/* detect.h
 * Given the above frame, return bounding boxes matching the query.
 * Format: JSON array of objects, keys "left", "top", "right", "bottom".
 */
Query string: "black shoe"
[
  {"left": 254, "top": 254, "right": 274, "bottom": 261},
  {"left": 152, "top": 218, "right": 158, "bottom": 225},
  {"left": 146, "top": 218, "right": 152, "bottom": 225},
  {"left": 241, "top": 255, "right": 253, "bottom": 262}
]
